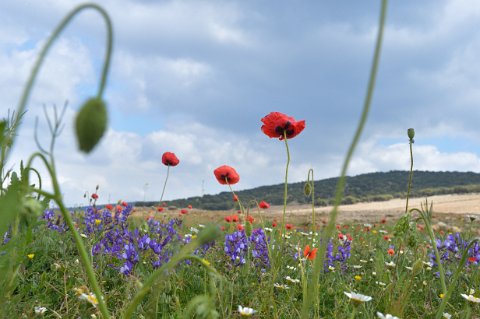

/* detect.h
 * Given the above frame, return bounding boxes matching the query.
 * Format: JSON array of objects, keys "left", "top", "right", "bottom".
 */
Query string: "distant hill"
[{"left": 137, "top": 170, "right": 480, "bottom": 210}]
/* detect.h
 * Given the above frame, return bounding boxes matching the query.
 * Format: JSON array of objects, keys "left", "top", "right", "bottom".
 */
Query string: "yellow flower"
[
  {"left": 439, "top": 293, "right": 445, "bottom": 299},
  {"left": 372, "top": 230, "right": 378, "bottom": 234},
  {"left": 201, "top": 259, "right": 210, "bottom": 266},
  {"left": 27, "top": 254, "right": 35, "bottom": 260},
  {"left": 354, "top": 275, "right": 362, "bottom": 281},
  {"left": 94, "top": 219, "right": 101, "bottom": 225}
]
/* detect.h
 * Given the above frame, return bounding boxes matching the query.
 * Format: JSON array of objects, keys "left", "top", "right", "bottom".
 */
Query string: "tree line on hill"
[{"left": 136, "top": 170, "right": 480, "bottom": 211}]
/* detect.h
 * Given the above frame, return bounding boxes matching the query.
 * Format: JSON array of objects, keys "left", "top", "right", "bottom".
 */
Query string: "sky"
[{"left": 1, "top": 0, "right": 480, "bottom": 207}]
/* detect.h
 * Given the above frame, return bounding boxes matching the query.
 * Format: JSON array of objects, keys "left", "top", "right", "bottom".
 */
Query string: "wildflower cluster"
[
  {"left": 430, "top": 233, "right": 480, "bottom": 267},
  {"left": 224, "top": 228, "right": 270, "bottom": 269}
]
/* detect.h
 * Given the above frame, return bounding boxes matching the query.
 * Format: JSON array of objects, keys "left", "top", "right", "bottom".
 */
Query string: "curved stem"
[
  {"left": 25, "top": 151, "right": 110, "bottom": 318},
  {"left": 301, "top": 1, "right": 388, "bottom": 317},
  {"left": 405, "top": 139, "right": 414, "bottom": 213},
  {"left": 25, "top": 167, "right": 43, "bottom": 192},
  {"left": 9, "top": 3, "right": 113, "bottom": 162},
  {"left": 122, "top": 239, "right": 205, "bottom": 318},
  {"left": 159, "top": 165, "right": 170, "bottom": 203},
  {"left": 412, "top": 208, "right": 447, "bottom": 295}
]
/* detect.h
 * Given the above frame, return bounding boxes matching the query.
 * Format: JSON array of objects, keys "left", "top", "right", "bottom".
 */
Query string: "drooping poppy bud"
[{"left": 75, "top": 98, "right": 108, "bottom": 153}]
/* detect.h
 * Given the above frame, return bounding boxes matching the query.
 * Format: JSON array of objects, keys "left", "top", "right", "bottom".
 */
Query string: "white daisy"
[
  {"left": 344, "top": 291, "right": 372, "bottom": 304},
  {"left": 376, "top": 312, "right": 400, "bottom": 319},
  {"left": 238, "top": 305, "right": 256, "bottom": 316},
  {"left": 460, "top": 294, "right": 480, "bottom": 303},
  {"left": 285, "top": 276, "right": 300, "bottom": 284},
  {"left": 34, "top": 306, "right": 47, "bottom": 315}
]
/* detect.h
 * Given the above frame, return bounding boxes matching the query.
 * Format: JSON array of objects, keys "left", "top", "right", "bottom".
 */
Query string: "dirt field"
[{"left": 134, "top": 193, "right": 480, "bottom": 227}]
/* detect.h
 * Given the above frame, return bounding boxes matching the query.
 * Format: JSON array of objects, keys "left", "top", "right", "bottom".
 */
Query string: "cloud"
[{"left": 1, "top": 0, "right": 480, "bottom": 206}]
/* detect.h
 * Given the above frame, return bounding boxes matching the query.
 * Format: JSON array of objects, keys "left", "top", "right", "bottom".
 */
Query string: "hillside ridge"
[{"left": 137, "top": 170, "right": 480, "bottom": 210}]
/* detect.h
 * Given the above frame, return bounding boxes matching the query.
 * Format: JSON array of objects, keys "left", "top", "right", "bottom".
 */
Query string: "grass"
[{"left": 2, "top": 206, "right": 480, "bottom": 318}]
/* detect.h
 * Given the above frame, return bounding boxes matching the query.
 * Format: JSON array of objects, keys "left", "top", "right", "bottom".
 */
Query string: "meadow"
[{"left": 1, "top": 1, "right": 480, "bottom": 318}]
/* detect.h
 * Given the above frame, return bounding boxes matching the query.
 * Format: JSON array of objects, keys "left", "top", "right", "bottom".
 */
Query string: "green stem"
[
  {"left": 413, "top": 208, "right": 447, "bottom": 295},
  {"left": 307, "top": 169, "right": 315, "bottom": 240},
  {"left": 405, "top": 138, "right": 414, "bottom": 213},
  {"left": 9, "top": 3, "right": 113, "bottom": 162},
  {"left": 435, "top": 238, "right": 479, "bottom": 319},
  {"left": 159, "top": 165, "right": 170, "bottom": 203},
  {"left": 281, "top": 131, "right": 291, "bottom": 244},
  {"left": 26, "top": 151, "right": 110, "bottom": 318},
  {"left": 301, "top": 1, "right": 388, "bottom": 318},
  {"left": 122, "top": 239, "right": 205, "bottom": 318}
]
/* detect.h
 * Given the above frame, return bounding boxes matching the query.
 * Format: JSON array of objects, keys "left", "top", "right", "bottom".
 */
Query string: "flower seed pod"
[
  {"left": 407, "top": 128, "right": 415, "bottom": 140},
  {"left": 75, "top": 98, "right": 107, "bottom": 153}
]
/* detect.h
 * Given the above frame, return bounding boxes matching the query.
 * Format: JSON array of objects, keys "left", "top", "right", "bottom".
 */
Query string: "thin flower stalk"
[
  {"left": 281, "top": 130, "right": 291, "bottom": 244},
  {"left": 405, "top": 129, "right": 415, "bottom": 213},
  {"left": 160, "top": 165, "right": 170, "bottom": 203},
  {"left": 301, "top": 1, "right": 388, "bottom": 317}
]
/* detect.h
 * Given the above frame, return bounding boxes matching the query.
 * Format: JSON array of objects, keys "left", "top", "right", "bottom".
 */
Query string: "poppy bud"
[
  {"left": 407, "top": 128, "right": 415, "bottom": 140},
  {"left": 304, "top": 182, "right": 312, "bottom": 196},
  {"left": 75, "top": 98, "right": 108, "bottom": 153}
]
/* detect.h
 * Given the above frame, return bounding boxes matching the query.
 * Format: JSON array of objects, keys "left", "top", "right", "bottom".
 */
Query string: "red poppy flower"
[
  {"left": 286, "top": 223, "right": 294, "bottom": 230},
  {"left": 91, "top": 193, "right": 98, "bottom": 200},
  {"left": 121, "top": 201, "right": 128, "bottom": 207},
  {"left": 233, "top": 194, "right": 239, "bottom": 202},
  {"left": 247, "top": 215, "right": 254, "bottom": 224},
  {"left": 346, "top": 233, "right": 353, "bottom": 241},
  {"left": 258, "top": 201, "right": 270, "bottom": 209},
  {"left": 338, "top": 233, "right": 344, "bottom": 240},
  {"left": 261, "top": 112, "right": 305, "bottom": 140},
  {"left": 213, "top": 165, "right": 240, "bottom": 185},
  {"left": 383, "top": 235, "right": 390, "bottom": 241},
  {"left": 387, "top": 248, "right": 395, "bottom": 256},
  {"left": 380, "top": 217, "right": 387, "bottom": 224},
  {"left": 116, "top": 205, "right": 123, "bottom": 212},
  {"left": 303, "top": 245, "right": 318, "bottom": 261},
  {"left": 231, "top": 214, "right": 239, "bottom": 223},
  {"left": 157, "top": 207, "right": 164, "bottom": 212},
  {"left": 220, "top": 226, "right": 226, "bottom": 231},
  {"left": 468, "top": 257, "right": 477, "bottom": 263},
  {"left": 237, "top": 224, "right": 244, "bottom": 231},
  {"left": 105, "top": 204, "right": 113, "bottom": 210},
  {"left": 180, "top": 209, "right": 188, "bottom": 215},
  {"left": 188, "top": 204, "right": 193, "bottom": 209},
  {"left": 162, "top": 152, "right": 180, "bottom": 166},
  {"left": 272, "top": 221, "right": 278, "bottom": 227},
  {"left": 225, "top": 216, "right": 232, "bottom": 223}
]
